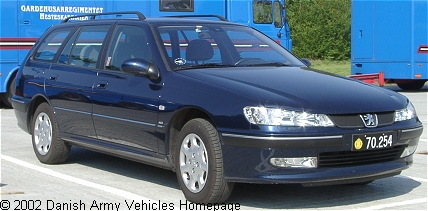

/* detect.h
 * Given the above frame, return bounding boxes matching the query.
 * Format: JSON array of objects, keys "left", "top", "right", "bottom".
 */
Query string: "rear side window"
[
  {"left": 59, "top": 25, "right": 110, "bottom": 68},
  {"left": 33, "top": 27, "right": 73, "bottom": 62}
]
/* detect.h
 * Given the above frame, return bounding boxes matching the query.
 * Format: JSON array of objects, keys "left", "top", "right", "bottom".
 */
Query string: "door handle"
[
  {"left": 49, "top": 75, "right": 58, "bottom": 81},
  {"left": 96, "top": 81, "right": 108, "bottom": 89}
]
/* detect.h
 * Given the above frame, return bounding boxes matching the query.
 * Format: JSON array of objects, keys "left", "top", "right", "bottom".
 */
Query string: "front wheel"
[
  {"left": 175, "top": 118, "right": 234, "bottom": 203},
  {"left": 32, "top": 103, "right": 70, "bottom": 164}
]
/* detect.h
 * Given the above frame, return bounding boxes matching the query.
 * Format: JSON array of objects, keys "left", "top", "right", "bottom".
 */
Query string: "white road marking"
[
  {"left": 361, "top": 197, "right": 427, "bottom": 210},
  {"left": 397, "top": 175, "right": 428, "bottom": 183},
  {"left": 362, "top": 174, "right": 428, "bottom": 210},
  {"left": 0, "top": 154, "right": 152, "bottom": 201}
]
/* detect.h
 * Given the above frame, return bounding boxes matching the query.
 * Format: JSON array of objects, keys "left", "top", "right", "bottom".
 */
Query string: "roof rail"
[
  {"left": 165, "top": 14, "right": 229, "bottom": 22},
  {"left": 61, "top": 11, "right": 146, "bottom": 23}
]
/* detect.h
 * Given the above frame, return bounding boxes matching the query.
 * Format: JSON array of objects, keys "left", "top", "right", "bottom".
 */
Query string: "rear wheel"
[
  {"left": 32, "top": 103, "right": 70, "bottom": 164},
  {"left": 175, "top": 118, "right": 234, "bottom": 203}
]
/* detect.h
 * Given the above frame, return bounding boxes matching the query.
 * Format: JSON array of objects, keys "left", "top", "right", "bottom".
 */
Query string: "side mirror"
[
  {"left": 300, "top": 58, "right": 311, "bottom": 67},
  {"left": 121, "top": 58, "right": 160, "bottom": 80}
]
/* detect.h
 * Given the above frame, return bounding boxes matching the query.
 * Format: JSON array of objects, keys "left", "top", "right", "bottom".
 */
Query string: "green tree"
[{"left": 286, "top": 0, "right": 351, "bottom": 60}]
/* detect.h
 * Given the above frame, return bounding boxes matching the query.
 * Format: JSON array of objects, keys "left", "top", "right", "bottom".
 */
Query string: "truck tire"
[
  {"left": 396, "top": 80, "right": 426, "bottom": 90},
  {"left": 175, "top": 118, "right": 234, "bottom": 203}
]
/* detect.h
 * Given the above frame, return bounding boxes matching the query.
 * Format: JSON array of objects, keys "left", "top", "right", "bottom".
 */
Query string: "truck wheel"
[
  {"left": 175, "top": 118, "right": 234, "bottom": 203},
  {"left": 396, "top": 80, "right": 426, "bottom": 90},
  {"left": 1, "top": 75, "right": 15, "bottom": 108},
  {"left": 31, "top": 103, "right": 70, "bottom": 164}
]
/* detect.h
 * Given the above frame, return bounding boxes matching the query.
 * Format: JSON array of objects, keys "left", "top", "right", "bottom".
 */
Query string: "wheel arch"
[
  {"left": 167, "top": 107, "right": 214, "bottom": 171},
  {"left": 27, "top": 95, "right": 51, "bottom": 134}
]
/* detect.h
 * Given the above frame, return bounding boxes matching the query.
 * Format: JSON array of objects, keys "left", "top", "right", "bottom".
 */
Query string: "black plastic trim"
[{"left": 221, "top": 133, "right": 343, "bottom": 148}]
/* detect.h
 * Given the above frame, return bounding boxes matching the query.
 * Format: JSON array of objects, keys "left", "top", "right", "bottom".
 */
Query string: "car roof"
[
  {"left": 144, "top": 17, "right": 242, "bottom": 26},
  {"left": 60, "top": 11, "right": 244, "bottom": 27}
]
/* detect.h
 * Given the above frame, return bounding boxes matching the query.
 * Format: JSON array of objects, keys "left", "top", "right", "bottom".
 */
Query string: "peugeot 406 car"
[{"left": 12, "top": 12, "right": 423, "bottom": 203}]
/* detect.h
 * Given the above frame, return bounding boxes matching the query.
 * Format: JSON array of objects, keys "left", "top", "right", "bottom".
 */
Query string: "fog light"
[
  {"left": 270, "top": 157, "right": 318, "bottom": 168},
  {"left": 400, "top": 144, "right": 418, "bottom": 158}
]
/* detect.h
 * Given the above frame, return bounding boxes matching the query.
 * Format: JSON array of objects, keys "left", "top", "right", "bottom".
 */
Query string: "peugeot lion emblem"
[{"left": 360, "top": 114, "right": 378, "bottom": 128}]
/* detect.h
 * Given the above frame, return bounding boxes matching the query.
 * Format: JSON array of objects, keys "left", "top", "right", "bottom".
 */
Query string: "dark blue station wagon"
[{"left": 12, "top": 12, "right": 423, "bottom": 203}]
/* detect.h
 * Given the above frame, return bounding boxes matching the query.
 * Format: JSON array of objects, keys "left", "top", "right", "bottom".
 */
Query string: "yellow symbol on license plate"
[{"left": 354, "top": 138, "right": 363, "bottom": 150}]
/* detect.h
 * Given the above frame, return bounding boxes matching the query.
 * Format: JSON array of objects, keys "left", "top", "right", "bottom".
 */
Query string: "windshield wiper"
[
  {"left": 175, "top": 63, "right": 233, "bottom": 70},
  {"left": 242, "top": 62, "right": 293, "bottom": 67}
]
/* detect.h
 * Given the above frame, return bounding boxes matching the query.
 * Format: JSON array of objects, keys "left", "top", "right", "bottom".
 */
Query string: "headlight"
[
  {"left": 243, "top": 106, "right": 334, "bottom": 127},
  {"left": 395, "top": 102, "right": 417, "bottom": 122}
]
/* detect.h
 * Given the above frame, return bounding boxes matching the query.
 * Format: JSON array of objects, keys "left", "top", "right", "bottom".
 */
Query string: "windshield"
[{"left": 155, "top": 23, "right": 304, "bottom": 70}]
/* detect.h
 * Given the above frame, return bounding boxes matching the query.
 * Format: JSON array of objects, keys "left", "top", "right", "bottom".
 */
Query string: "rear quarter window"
[{"left": 33, "top": 27, "right": 74, "bottom": 62}]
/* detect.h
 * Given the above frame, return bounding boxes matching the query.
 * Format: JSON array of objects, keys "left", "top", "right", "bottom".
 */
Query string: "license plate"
[{"left": 352, "top": 132, "right": 394, "bottom": 151}]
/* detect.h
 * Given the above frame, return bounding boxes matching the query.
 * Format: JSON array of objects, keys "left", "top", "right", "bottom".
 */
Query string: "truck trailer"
[{"left": 351, "top": 0, "right": 427, "bottom": 90}]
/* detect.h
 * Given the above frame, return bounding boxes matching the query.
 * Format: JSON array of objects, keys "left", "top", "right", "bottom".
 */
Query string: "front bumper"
[{"left": 220, "top": 125, "right": 423, "bottom": 185}]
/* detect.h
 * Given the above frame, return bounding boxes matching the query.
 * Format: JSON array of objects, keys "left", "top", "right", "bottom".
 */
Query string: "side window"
[
  {"left": 106, "top": 25, "right": 153, "bottom": 71},
  {"left": 57, "top": 30, "right": 79, "bottom": 64},
  {"left": 273, "top": 1, "right": 283, "bottom": 28},
  {"left": 33, "top": 27, "right": 73, "bottom": 62},
  {"left": 253, "top": 0, "right": 273, "bottom": 24},
  {"left": 63, "top": 25, "right": 110, "bottom": 68},
  {"left": 159, "top": 0, "right": 194, "bottom": 11}
]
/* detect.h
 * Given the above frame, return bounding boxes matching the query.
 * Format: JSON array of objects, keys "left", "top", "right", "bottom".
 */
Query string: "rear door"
[
  {"left": 45, "top": 24, "right": 111, "bottom": 138},
  {"left": 19, "top": 27, "right": 72, "bottom": 116}
]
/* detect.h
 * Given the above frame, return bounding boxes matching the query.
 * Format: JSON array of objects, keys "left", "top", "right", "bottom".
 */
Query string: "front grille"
[
  {"left": 329, "top": 112, "right": 395, "bottom": 128},
  {"left": 318, "top": 145, "right": 405, "bottom": 167}
]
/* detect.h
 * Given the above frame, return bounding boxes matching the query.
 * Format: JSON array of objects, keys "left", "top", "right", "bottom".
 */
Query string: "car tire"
[
  {"left": 175, "top": 118, "right": 234, "bottom": 203},
  {"left": 31, "top": 102, "right": 70, "bottom": 164}
]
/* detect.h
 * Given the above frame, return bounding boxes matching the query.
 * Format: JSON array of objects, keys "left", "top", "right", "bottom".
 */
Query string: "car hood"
[{"left": 177, "top": 66, "right": 407, "bottom": 114}]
